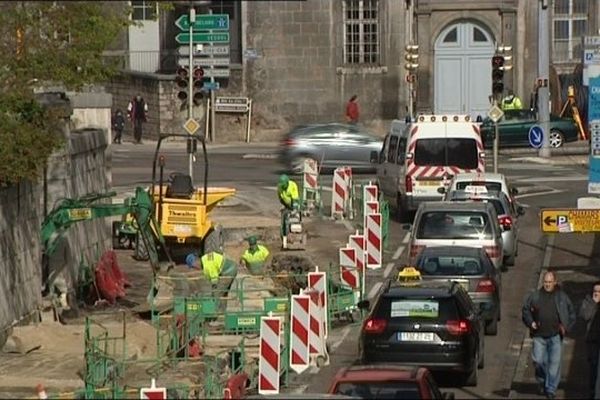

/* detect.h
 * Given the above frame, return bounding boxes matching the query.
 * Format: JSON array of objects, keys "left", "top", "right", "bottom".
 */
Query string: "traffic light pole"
[
  {"left": 538, "top": 0, "right": 551, "bottom": 158},
  {"left": 187, "top": 6, "right": 196, "bottom": 181},
  {"left": 493, "top": 97, "right": 500, "bottom": 174}
]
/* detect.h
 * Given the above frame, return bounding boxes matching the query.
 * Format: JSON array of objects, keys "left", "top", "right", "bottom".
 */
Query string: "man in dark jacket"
[
  {"left": 580, "top": 280, "right": 600, "bottom": 398},
  {"left": 127, "top": 94, "right": 148, "bottom": 144},
  {"left": 522, "top": 271, "right": 576, "bottom": 399}
]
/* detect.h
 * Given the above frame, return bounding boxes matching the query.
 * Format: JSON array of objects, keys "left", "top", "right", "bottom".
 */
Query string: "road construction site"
[{"left": 0, "top": 162, "right": 375, "bottom": 399}]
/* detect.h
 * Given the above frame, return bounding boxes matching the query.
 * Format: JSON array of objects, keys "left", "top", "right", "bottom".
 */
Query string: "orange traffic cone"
[{"left": 36, "top": 383, "right": 48, "bottom": 399}]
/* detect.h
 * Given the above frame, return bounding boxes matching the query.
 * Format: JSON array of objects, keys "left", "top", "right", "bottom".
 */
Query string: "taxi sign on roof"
[
  {"left": 541, "top": 208, "right": 600, "bottom": 233},
  {"left": 464, "top": 185, "right": 488, "bottom": 195}
]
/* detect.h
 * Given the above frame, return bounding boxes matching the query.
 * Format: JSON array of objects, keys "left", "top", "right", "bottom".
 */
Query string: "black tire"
[
  {"left": 485, "top": 317, "right": 498, "bottom": 336},
  {"left": 464, "top": 354, "right": 478, "bottom": 386},
  {"left": 203, "top": 224, "right": 224, "bottom": 255},
  {"left": 505, "top": 253, "right": 516, "bottom": 267},
  {"left": 134, "top": 231, "right": 150, "bottom": 261},
  {"left": 396, "top": 194, "right": 409, "bottom": 223},
  {"left": 478, "top": 345, "right": 485, "bottom": 369}
]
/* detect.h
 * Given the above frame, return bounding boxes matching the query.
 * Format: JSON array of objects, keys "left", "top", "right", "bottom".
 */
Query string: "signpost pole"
[
  {"left": 188, "top": 6, "right": 195, "bottom": 180},
  {"left": 209, "top": 9, "right": 216, "bottom": 143},
  {"left": 538, "top": 0, "right": 551, "bottom": 158},
  {"left": 493, "top": 98, "right": 500, "bottom": 173}
]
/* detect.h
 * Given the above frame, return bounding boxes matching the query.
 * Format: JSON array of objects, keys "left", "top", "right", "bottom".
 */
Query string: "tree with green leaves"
[{"left": 0, "top": 1, "right": 134, "bottom": 185}]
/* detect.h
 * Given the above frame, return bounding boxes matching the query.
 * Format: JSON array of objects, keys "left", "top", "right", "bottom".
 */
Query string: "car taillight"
[
  {"left": 409, "top": 244, "right": 424, "bottom": 259},
  {"left": 282, "top": 138, "right": 296, "bottom": 147},
  {"left": 484, "top": 245, "right": 501, "bottom": 260},
  {"left": 363, "top": 318, "right": 387, "bottom": 334},
  {"left": 446, "top": 319, "right": 470, "bottom": 335},
  {"left": 476, "top": 279, "right": 495, "bottom": 293},
  {"left": 405, "top": 175, "right": 413, "bottom": 192},
  {"left": 498, "top": 215, "right": 513, "bottom": 230}
]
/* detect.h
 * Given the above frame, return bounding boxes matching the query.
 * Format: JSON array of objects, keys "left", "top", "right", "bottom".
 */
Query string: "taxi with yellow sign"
[{"left": 413, "top": 246, "right": 501, "bottom": 336}]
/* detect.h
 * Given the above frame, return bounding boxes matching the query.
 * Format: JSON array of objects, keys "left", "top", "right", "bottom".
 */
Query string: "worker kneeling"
[
  {"left": 186, "top": 251, "right": 238, "bottom": 313},
  {"left": 240, "top": 235, "right": 270, "bottom": 275},
  {"left": 277, "top": 174, "right": 302, "bottom": 248}
]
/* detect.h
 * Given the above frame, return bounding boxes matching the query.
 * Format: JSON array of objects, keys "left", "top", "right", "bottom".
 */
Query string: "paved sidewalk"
[{"left": 510, "top": 232, "right": 600, "bottom": 399}]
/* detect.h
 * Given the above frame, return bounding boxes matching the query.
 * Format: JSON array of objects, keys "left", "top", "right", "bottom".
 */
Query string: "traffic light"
[
  {"left": 404, "top": 44, "right": 419, "bottom": 71},
  {"left": 192, "top": 67, "right": 205, "bottom": 106},
  {"left": 492, "top": 55, "right": 504, "bottom": 95},
  {"left": 176, "top": 66, "right": 189, "bottom": 103}
]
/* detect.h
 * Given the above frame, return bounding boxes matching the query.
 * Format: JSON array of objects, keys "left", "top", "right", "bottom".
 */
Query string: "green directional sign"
[
  {"left": 175, "top": 32, "right": 230, "bottom": 44},
  {"left": 175, "top": 14, "right": 229, "bottom": 31}
]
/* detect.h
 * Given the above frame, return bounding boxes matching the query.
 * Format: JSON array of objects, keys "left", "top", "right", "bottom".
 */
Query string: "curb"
[
  {"left": 500, "top": 145, "right": 588, "bottom": 156},
  {"left": 241, "top": 154, "right": 278, "bottom": 160}
]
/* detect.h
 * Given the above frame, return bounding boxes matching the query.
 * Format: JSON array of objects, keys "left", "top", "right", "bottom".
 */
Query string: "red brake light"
[
  {"left": 405, "top": 175, "right": 413, "bottom": 192},
  {"left": 476, "top": 279, "right": 495, "bottom": 293},
  {"left": 282, "top": 138, "right": 296, "bottom": 147},
  {"left": 363, "top": 318, "right": 387, "bottom": 334},
  {"left": 484, "top": 245, "right": 501, "bottom": 259},
  {"left": 446, "top": 319, "right": 470, "bottom": 335},
  {"left": 498, "top": 215, "right": 513, "bottom": 230}
]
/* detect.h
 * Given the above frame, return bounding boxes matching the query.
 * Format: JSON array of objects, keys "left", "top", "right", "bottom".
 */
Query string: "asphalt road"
[{"left": 111, "top": 141, "right": 590, "bottom": 398}]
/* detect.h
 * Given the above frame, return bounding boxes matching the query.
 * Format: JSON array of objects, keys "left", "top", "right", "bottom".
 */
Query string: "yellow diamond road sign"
[
  {"left": 541, "top": 208, "right": 600, "bottom": 233},
  {"left": 183, "top": 118, "right": 200, "bottom": 135},
  {"left": 487, "top": 105, "right": 504, "bottom": 123}
]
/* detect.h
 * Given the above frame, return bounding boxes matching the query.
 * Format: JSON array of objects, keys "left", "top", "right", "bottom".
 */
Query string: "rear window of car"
[
  {"left": 451, "top": 197, "right": 506, "bottom": 216},
  {"left": 456, "top": 181, "right": 502, "bottom": 192},
  {"left": 416, "top": 211, "right": 493, "bottom": 239},
  {"left": 414, "top": 138, "right": 478, "bottom": 170},
  {"left": 374, "top": 296, "right": 459, "bottom": 321},
  {"left": 417, "top": 255, "right": 485, "bottom": 275},
  {"left": 334, "top": 382, "right": 420, "bottom": 399}
]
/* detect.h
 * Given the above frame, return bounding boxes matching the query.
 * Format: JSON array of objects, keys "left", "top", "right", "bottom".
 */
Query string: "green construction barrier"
[{"left": 264, "top": 297, "right": 289, "bottom": 313}]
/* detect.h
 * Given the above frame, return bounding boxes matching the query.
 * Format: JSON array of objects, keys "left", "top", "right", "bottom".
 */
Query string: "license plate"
[
  {"left": 452, "top": 279, "right": 469, "bottom": 292},
  {"left": 417, "top": 180, "right": 440, "bottom": 186},
  {"left": 398, "top": 332, "right": 434, "bottom": 342},
  {"left": 174, "top": 224, "right": 192, "bottom": 234}
]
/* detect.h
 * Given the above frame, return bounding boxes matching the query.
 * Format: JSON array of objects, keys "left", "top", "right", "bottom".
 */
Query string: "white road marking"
[
  {"left": 368, "top": 282, "right": 383, "bottom": 300},
  {"left": 384, "top": 262, "right": 395, "bottom": 279},
  {"left": 290, "top": 384, "right": 310, "bottom": 393},
  {"left": 402, "top": 232, "right": 410, "bottom": 243},
  {"left": 514, "top": 188, "right": 565, "bottom": 199},
  {"left": 515, "top": 176, "right": 587, "bottom": 183},
  {"left": 308, "top": 325, "right": 352, "bottom": 374}
]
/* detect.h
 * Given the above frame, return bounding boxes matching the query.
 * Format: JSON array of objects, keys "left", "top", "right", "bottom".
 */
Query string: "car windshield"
[
  {"left": 414, "top": 138, "right": 478, "bottom": 169},
  {"left": 418, "top": 255, "right": 485, "bottom": 275},
  {"left": 456, "top": 181, "right": 502, "bottom": 192},
  {"left": 334, "top": 382, "right": 420, "bottom": 399},
  {"left": 417, "top": 211, "right": 493, "bottom": 239},
  {"left": 374, "top": 297, "right": 459, "bottom": 321}
]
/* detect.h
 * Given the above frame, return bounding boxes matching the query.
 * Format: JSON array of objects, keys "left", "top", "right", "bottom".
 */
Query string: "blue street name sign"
[{"left": 528, "top": 125, "right": 544, "bottom": 149}]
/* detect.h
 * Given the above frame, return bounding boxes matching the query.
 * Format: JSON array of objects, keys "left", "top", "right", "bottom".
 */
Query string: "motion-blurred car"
[
  {"left": 278, "top": 123, "right": 383, "bottom": 173},
  {"left": 415, "top": 246, "right": 502, "bottom": 336},
  {"left": 328, "top": 365, "right": 453, "bottom": 399},
  {"left": 480, "top": 109, "right": 579, "bottom": 148}
]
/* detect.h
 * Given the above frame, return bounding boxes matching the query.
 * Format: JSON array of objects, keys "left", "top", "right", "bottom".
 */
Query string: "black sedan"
[{"left": 480, "top": 109, "right": 580, "bottom": 148}]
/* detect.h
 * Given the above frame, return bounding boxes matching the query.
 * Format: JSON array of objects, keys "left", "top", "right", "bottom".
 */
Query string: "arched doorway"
[{"left": 434, "top": 21, "right": 496, "bottom": 119}]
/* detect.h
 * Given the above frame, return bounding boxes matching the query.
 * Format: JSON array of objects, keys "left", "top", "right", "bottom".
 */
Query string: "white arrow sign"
[
  {"left": 178, "top": 45, "right": 230, "bottom": 56},
  {"left": 177, "top": 57, "right": 230, "bottom": 67},
  {"left": 203, "top": 68, "right": 231, "bottom": 78}
]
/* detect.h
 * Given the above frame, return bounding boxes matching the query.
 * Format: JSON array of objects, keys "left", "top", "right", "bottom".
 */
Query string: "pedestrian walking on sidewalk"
[
  {"left": 580, "top": 280, "right": 600, "bottom": 398},
  {"left": 345, "top": 94, "right": 359, "bottom": 124},
  {"left": 127, "top": 94, "right": 148, "bottom": 144},
  {"left": 112, "top": 109, "right": 125, "bottom": 144},
  {"left": 522, "top": 271, "right": 576, "bottom": 399}
]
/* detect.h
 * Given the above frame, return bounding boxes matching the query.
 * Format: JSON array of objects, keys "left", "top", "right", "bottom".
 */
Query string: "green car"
[{"left": 480, "top": 109, "right": 580, "bottom": 148}]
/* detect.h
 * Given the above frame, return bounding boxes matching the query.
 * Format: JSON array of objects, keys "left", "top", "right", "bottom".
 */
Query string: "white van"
[{"left": 373, "top": 115, "right": 486, "bottom": 221}]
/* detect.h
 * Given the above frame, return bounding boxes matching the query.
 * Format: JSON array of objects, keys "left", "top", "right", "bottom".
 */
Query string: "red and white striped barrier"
[
  {"left": 363, "top": 183, "right": 378, "bottom": 228},
  {"left": 339, "top": 247, "right": 359, "bottom": 289},
  {"left": 366, "top": 213, "right": 382, "bottom": 269},
  {"left": 348, "top": 233, "right": 366, "bottom": 296},
  {"left": 331, "top": 167, "right": 352, "bottom": 219},
  {"left": 303, "top": 159, "right": 319, "bottom": 192},
  {"left": 289, "top": 293, "right": 310, "bottom": 374},
  {"left": 258, "top": 315, "right": 282, "bottom": 395}
]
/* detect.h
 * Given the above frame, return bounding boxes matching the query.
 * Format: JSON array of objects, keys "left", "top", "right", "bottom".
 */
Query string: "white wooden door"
[{"left": 434, "top": 22, "right": 495, "bottom": 119}]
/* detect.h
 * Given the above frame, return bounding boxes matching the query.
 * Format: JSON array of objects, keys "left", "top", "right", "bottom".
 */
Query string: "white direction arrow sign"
[
  {"left": 177, "top": 57, "right": 230, "bottom": 67},
  {"left": 178, "top": 45, "right": 230, "bottom": 56},
  {"left": 203, "top": 69, "right": 231, "bottom": 78}
]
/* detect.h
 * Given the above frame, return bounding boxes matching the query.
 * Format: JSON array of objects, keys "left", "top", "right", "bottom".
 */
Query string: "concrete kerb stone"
[
  {"left": 508, "top": 235, "right": 554, "bottom": 398},
  {"left": 500, "top": 144, "right": 588, "bottom": 156}
]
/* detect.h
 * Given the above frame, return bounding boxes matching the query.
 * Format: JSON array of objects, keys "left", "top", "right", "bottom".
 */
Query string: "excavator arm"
[{"left": 41, "top": 186, "right": 172, "bottom": 274}]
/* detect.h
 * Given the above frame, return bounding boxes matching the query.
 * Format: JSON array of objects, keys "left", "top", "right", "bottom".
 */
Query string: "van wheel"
[
  {"left": 396, "top": 195, "right": 408, "bottom": 223},
  {"left": 485, "top": 317, "right": 498, "bottom": 336}
]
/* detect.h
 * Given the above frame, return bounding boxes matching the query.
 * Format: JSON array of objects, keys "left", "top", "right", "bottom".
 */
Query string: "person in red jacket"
[{"left": 345, "top": 94, "right": 359, "bottom": 124}]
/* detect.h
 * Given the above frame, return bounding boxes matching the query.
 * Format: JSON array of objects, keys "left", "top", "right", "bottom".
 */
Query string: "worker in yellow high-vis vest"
[
  {"left": 240, "top": 235, "right": 270, "bottom": 275},
  {"left": 186, "top": 250, "right": 237, "bottom": 312}
]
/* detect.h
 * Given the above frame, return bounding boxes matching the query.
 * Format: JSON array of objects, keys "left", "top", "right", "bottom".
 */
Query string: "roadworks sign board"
[{"left": 541, "top": 208, "right": 600, "bottom": 233}]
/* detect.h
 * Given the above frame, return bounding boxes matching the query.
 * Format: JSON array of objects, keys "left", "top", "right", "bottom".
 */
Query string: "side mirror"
[
  {"left": 402, "top": 223, "right": 412, "bottom": 231},
  {"left": 517, "top": 206, "right": 525, "bottom": 216},
  {"left": 370, "top": 150, "right": 379, "bottom": 164},
  {"left": 357, "top": 300, "right": 370, "bottom": 310},
  {"left": 511, "top": 187, "right": 519, "bottom": 195},
  {"left": 437, "top": 187, "right": 446, "bottom": 194},
  {"left": 442, "top": 392, "right": 455, "bottom": 400}
]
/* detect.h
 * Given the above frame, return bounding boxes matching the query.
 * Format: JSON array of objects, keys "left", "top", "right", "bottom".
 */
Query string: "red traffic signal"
[
  {"left": 193, "top": 67, "right": 204, "bottom": 80},
  {"left": 492, "top": 55, "right": 504, "bottom": 68}
]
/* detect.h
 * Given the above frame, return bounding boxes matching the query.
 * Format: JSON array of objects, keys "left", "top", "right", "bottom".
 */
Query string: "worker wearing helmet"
[
  {"left": 240, "top": 235, "right": 270, "bottom": 275},
  {"left": 277, "top": 174, "right": 300, "bottom": 210},
  {"left": 186, "top": 250, "right": 238, "bottom": 312}
]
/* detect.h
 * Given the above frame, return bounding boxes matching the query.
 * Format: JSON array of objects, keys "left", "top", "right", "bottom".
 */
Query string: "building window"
[
  {"left": 343, "top": 0, "right": 380, "bottom": 65},
  {"left": 552, "top": 0, "right": 588, "bottom": 62},
  {"left": 131, "top": 1, "right": 156, "bottom": 21}
]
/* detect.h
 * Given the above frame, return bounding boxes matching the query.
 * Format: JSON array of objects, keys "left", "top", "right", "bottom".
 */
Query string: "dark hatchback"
[{"left": 358, "top": 280, "right": 484, "bottom": 386}]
